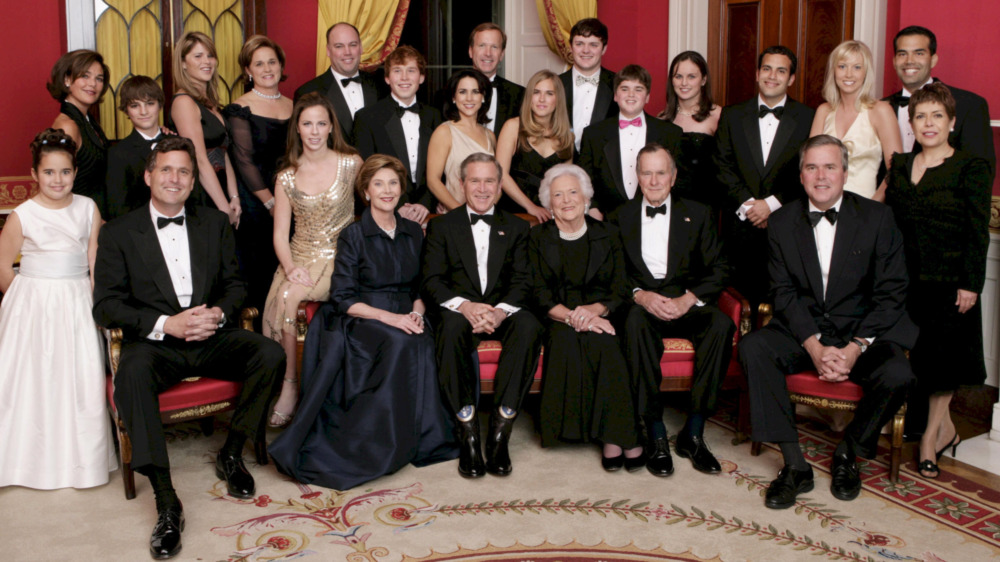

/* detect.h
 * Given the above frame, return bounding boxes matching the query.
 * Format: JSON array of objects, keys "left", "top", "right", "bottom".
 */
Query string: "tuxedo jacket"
[
  {"left": 528, "top": 217, "right": 629, "bottom": 317},
  {"left": 352, "top": 97, "right": 443, "bottom": 210},
  {"left": 559, "top": 67, "right": 619, "bottom": 130},
  {"left": 885, "top": 79, "right": 996, "bottom": 178},
  {"left": 420, "top": 206, "right": 532, "bottom": 310},
  {"left": 577, "top": 113, "right": 683, "bottom": 215},
  {"left": 105, "top": 129, "right": 158, "bottom": 220},
  {"left": 714, "top": 96, "right": 815, "bottom": 210},
  {"left": 432, "top": 75, "right": 525, "bottom": 137},
  {"left": 294, "top": 69, "right": 380, "bottom": 139},
  {"left": 93, "top": 205, "right": 246, "bottom": 342},
  {"left": 766, "top": 192, "right": 917, "bottom": 348},
  {"left": 609, "top": 195, "right": 729, "bottom": 304}
]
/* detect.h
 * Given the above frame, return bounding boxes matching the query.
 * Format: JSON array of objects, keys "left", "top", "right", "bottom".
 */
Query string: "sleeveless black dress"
[
  {"left": 60, "top": 101, "right": 108, "bottom": 216},
  {"left": 170, "top": 93, "right": 229, "bottom": 208},
  {"left": 499, "top": 145, "right": 564, "bottom": 214}
]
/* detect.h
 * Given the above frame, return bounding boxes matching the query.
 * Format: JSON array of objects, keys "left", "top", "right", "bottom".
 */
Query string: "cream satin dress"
[{"left": 823, "top": 106, "right": 882, "bottom": 198}]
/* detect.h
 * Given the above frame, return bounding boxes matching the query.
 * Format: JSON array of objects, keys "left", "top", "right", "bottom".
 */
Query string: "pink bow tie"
[{"left": 619, "top": 117, "right": 642, "bottom": 129}]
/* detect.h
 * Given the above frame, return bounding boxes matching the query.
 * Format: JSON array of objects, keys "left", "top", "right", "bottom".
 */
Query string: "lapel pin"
[
  {"left": 498, "top": 230, "right": 505, "bottom": 236},
  {"left": 684, "top": 217, "right": 691, "bottom": 222}
]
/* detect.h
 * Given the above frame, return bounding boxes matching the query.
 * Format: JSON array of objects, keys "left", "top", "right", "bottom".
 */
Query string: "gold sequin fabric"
[{"left": 263, "top": 155, "right": 358, "bottom": 340}]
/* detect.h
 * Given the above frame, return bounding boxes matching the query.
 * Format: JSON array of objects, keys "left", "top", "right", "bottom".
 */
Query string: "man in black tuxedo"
[
  {"left": 610, "top": 144, "right": 735, "bottom": 478},
  {"left": 93, "top": 137, "right": 284, "bottom": 559},
  {"left": 106, "top": 75, "right": 169, "bottom": 219},
  {"left": 739, "top": 135, "right": 916, "bottom": 510},
  {"left": 886, "top": 25, "right": 995, "bottom": 179},
  {"left": 433, "top": 23, "right": 524, "bottom": 137},
  {"left": 353, "top": 45, "right": 442, "bottom": 223},
  {"left": 559, "top": 18, "right": 619, "bottom": 151},
  {"left": 714, "top": 45, "right": 815, "bottom": 310},
  {"left": 294, "top": 22, "right": 379, "bottom": 140},
  {"left": 421, "top": 153, "right": 543, "bottom": 479},
  {"left": 578, "top": 64, "right": 682, "bottom": 218}
]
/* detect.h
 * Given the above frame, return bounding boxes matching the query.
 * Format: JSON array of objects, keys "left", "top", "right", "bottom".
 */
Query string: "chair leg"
[
  {"left": 890, "top": 405, "right": 906, "bottom": 483},
  {"left": 255, "top": 436, "right": 268, "bottom": 466},
  {"left": 116, "top": 418, "right": 137, "bottom": 500},
  {"left": 732, "top": 386, "right": 752, "bottom": 445},
  {"left": 750, "top": 441, "right": 762, "bottom": 456},
  {"left": 199, "top": 417, "right": 215, "bottom": 437}
]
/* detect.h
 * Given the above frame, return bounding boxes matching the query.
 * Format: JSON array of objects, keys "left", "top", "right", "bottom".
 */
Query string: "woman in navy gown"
[{"left": 269, "top": 155, "right": 458, "bottom": 490}]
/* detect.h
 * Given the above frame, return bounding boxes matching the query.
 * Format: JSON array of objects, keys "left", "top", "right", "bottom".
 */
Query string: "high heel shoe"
[
  {"left": 936, "top": 433, "right": 961, "bottom": 461},
  {"left": 917, "top": 459, "right": 940, "bottom": 479},
  {"left": 268, "top": 378, "right": 299, "bottom": 429}
]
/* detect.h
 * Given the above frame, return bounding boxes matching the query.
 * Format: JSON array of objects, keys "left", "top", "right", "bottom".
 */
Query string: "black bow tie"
[
  {"left": 645, "top": 204, "right": 667, "bottom": 218},
  {"left": 395, "top": 103, "right": 420, "bottom": 117},
  {"left": 758, "top": 105, "right": 785, "bottom": 119},
  {"left": 470, "top": 213, "right": 494, "bottom": 226},
  {"left": 893, "top": 93, "right": 910, "bottom": 107},
  {"left": 157, "top": 215, "right": 185, "bottom": 229},
  {"left": 808, "top": 208, "right": 838, "bottom": 227},
  {"left": 340, "top": 75, "right": 362, "bottom": 87},
  {"left": 146, "top": 135, "right": 162, "bottom": 147}
]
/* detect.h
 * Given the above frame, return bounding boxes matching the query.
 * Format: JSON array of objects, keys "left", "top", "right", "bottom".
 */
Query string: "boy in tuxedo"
[
  {"left": 106, "top": 76, "right": 169, "bottom": 219},
  {"left": 353, "top": 45, "right": 443, "bottom": 223}
]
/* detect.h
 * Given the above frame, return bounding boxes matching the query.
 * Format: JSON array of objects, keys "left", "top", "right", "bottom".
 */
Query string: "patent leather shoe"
[
  {"left": 456, "top": 416, "right": 486, "bottom": 478},
  {"left": 764, "top": 466, "right": 815, "bottom": 509},
  {"left": 675, "top": 433, "right": 722, "bottom": 474},
  {"left": 830, "top": 451, "right": 862, "bottom": 501},
  {"left": 601, "top": 453, "right": 625, "bottom": 472},
  {"left": 485, "top": 411, "right": 515, "bottom": 476},
  {"left": 150, "top": 504, "right": 184, "bottom": 559},
  {"left": 215, "top": 453, "right": 255, "bottom": 500},
  {"left": 645, "top": 437, "right": 674, "bottom": 477}
]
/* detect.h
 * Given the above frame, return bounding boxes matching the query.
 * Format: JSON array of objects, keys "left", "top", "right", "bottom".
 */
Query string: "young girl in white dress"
[{"left": 0, "top": 129, "right": 115, "bottom": 489}]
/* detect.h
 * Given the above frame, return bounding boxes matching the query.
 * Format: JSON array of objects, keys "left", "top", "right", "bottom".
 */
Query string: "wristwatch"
[{"left": 851, "top": 337, "right": 868, "bottom": 353}]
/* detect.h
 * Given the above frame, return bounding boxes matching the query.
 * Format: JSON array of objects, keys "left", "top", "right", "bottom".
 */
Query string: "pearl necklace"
[{"left": 252, "top": 88, "right": 281, "bottom": 100}]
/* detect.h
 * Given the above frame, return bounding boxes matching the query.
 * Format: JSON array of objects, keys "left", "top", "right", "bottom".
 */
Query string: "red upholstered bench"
[{"left": 104, "top": 308, "right": 267, "bottom": 500}]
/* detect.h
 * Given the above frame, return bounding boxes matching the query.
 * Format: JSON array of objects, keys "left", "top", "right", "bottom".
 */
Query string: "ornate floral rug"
[{"left": 3, "top": 408, "right": 999, "bottom": 562}]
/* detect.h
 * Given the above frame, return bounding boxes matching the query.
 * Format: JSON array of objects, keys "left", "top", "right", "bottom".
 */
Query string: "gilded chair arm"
[{"left": 240, "top": 307, "right": 258, "bottom": 331}]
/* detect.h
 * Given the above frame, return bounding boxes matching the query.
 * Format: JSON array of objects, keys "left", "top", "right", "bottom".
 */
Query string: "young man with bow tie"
[{"left": 558, "top": 18, "right": 620, "bottom": 151}]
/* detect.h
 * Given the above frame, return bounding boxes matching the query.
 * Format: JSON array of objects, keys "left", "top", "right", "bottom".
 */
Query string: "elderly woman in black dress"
[
  {"left": 48, "top": 50, "right": 110, "bottom": 216},
  {"left": 528, "top": 163, "right": 641, "bottom": 470},
  {"left": 269, "top": 155, "right": 457, "bottom": 490},
  {"left": 886, "top": 82, "right": 992, "bottom": 479}
]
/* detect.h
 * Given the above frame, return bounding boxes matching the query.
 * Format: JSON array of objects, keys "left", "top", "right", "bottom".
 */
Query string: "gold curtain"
[
  {"left": 315, "top": 0, "right": 410, "bottom": 75},
  {"left": 535, "top": 0, "right": 597, "bottom": 65}
]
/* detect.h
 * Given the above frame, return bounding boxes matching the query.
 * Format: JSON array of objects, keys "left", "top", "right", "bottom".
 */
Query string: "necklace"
[
  {"left": 677, "top": 108, "right": 696, "bottom": 117},
  {"left": 252, "top": 88, "right": 281, "bottom": 100}
]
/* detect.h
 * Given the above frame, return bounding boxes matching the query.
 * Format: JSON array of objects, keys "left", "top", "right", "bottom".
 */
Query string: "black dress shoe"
[
  {"left": 675, "top": 433, "right": 722, "bottom": 474},
  {"left": 150, "top": 505, "right": 184, "bottom": 559},
  {"left": 485, "top": 411, "right": 515, "bottom": 476},
  {"left": 624, "top": 450, "right": 648, "bottom": 472},
  {"left": 830, "top": 451, "right": 862, "bottom": 501},
  {"left": 601, "top": 453, "right": 625, "bottom": 472},
  {"left": 765, "top": 466, "right": 815, "bottom": 509},
  {"left": 215, "top": 453, "right": 255, "bottom": 499},
  {"left": 456, "top": 416, "right": 486, "bottom": 478},
  {"left": 645, "top": 437, "right": 674, "bottom": 477}
]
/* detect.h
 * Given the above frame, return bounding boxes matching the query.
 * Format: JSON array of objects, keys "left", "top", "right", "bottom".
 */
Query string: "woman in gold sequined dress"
[{"left": 263, "top": 93, "right": 361, "bottom": 427}]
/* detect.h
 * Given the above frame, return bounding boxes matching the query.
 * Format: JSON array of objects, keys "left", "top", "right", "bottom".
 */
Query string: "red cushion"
[
  {"left": 476, "top": 341, "right": 543, "bottom": 383},
  {"left": 107, "top": 376, "right": 243, "bottom": 413},
  {"left": 304, "top": 301, "right": 322, "bottom": 321},
  {"left": 785, "top": 372, "right": 864, "bottom": 402}
]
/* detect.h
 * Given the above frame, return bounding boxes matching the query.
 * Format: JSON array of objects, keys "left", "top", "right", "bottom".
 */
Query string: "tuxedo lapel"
[
  {"left": 325, "top": 78, "right": 354, "bottom": 132},
  {"left": 602, "top": 130, "right": 627, "bottom": 201},
  {"left": 763, "top": 102, "right": 799, "bottom": 177},
  {"left": 362, "top": 81, "right": 378, "bottom": 107},
  {"left": 453, "top": 210, "right": 481, "bottom": 294},
  {"left": 416, "top": 108, "right": 435, "bottom": 182},
  {"left": 665, "top": 200, "right": 690, "bottom": 282},
  {"left": 593, "top": 83, "right": 613, "bottom": 123},
  {"left": 741, "top": 106, "right": 766, "bottom": 174},
  {"left": 483, "top": 213, "right": 509, "bottom": 297},
  {"left": 793, "top": 211, "right": 826, "bottom": 305},
  {"left": 825, "top": 198, "right": 860, "bottom": 304},
  {"left": 622, "top": 203, "right": 655, "bottom": 282},
  {"left": 187, "top": 209, "right": 209, "bottom": 306},
  {"left": 129, "top": 216, "right": 182, "bottom": 311},
  {"left": 384, "top": 116, "right": 411, "bottom": 178}
]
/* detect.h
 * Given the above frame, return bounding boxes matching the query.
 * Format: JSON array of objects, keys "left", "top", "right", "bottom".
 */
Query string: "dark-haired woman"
[
  {"left": 262, "top": 93, "right": 361, "bottom": 428},
  {"left": 269, "top": 155, "right": 457, "bottom": 489},
  {"left": 886, "top": 83, "right": 991, "bottom": 479},
  {"left": 48, "top": 50, "right": 110, "bottom": 216},
  {"left": 224, "top": 35, "right": 293, "bottom": 321},
  {"left": 426, "top": 69, "right": 495, "bottom": 211},
  {"left": 658, "top": 51, "right": 721, "bottom": 208}
]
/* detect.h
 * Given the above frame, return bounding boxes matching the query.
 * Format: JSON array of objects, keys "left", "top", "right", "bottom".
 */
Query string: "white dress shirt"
[
  {"left": 640, "top": 195, "right": 671, "bottom": 280},
  {"left": 898, "top": 78, "right": 934, "bottom": 153},
  {"left": 618, "top": 112, "right": 646, "bottom": 199},
  {"left": 571, "top": 68, "right": 600, "bottom": 151},
  {"left": 737, "top": 95, "right": 786, "bottom": 220},
  {"left": 147, "top": 203, "right": 192, "bottom": 340},
  {"left": 809, "top": 196, "right": 842, "bottom": 299},
  {"left": 331, "top": 68, "right": 364, "bottom": 118},
  {"left": 440, "top": 206, "right": 519, "bottom": 315},
  {"left": 486, "top": 74, "right": 499, "bottom": 130},
  {"left": 392, "top": 94, "right": 421, "bottom": 183}
]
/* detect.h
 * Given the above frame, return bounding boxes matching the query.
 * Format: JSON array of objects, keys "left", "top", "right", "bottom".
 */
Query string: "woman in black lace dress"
[
  {"left": 48, "top": 50, "right": 110, "bottom": 217},
  {"left": 171, "top": 31, "right": 240, "bottom": 224},
  {"left": 657, "top": 51, "right": 722, "bottom": 209},
  {"left": 495, "top": 69, "right": 574, "bottom": 222},
  {"left": 224, "top": 35, "right": 293, "bottom": 334}
]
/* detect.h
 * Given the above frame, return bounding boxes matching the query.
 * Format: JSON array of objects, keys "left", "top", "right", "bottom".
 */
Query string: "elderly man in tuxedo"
[
  {"left": 739, "top": 135, "right": 916, "bottom": 510},
  {"left": 93, "top": 137, "right": 284, "bottom": 559},
  {"left": 421, "top": 152, "right": 543, "bottom": 479},
  {"left": 295, "top": 22, "right": 379, "bottom": 140},
  {"left": 610, "top": 143, "right": 735, "bottom": 478},
  {"left": 714, "top": 45, "right": 814, "bottom": 310}
]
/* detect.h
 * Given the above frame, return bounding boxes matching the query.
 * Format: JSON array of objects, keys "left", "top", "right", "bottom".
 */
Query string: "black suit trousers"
[
  {"left": 624, "top": 304, "right": 736, "bottom": 419},
  {"left": 435, "top": 309, "right": 542, "bottom": 414},
  {"left": 113, "top": 329, "right": 285, "bottom": 473},
  {"left": 739, "top": 326, "right": 914, "bottom": 458}
]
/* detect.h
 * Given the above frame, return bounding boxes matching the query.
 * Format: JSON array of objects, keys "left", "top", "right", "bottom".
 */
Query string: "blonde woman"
[
  {"left": 494, "top": 69, "right": 574, "bottom": 221},
  {"left": 809, "top": 40, "right": 901, "bottom": 201},
  {"left": 171, "top": 31, "right": 241, "bottom": 223}
]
